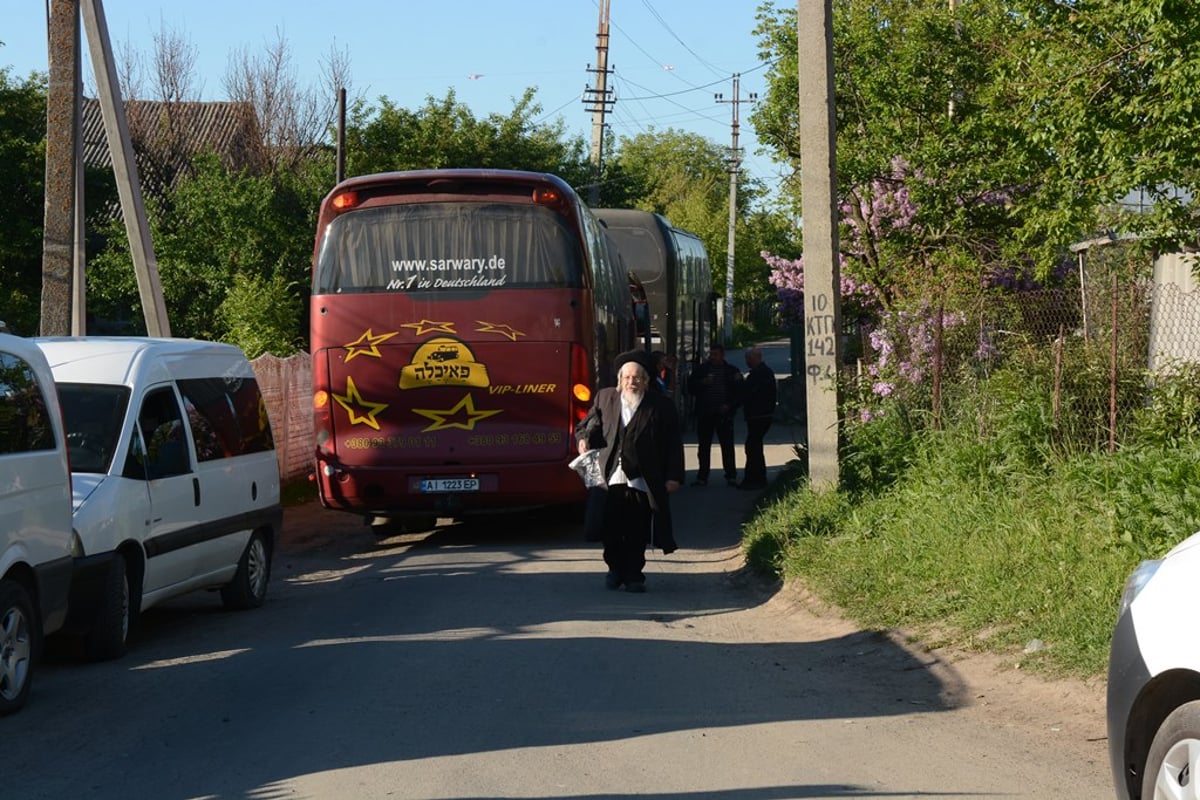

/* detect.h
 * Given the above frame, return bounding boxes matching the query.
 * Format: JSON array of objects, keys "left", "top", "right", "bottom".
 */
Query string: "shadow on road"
[
  {"left": 21, "top": 339, "right": 970, "bottom": 799},
  {"left": 26, "top": 480, "right": 968, "bottom": 800}
]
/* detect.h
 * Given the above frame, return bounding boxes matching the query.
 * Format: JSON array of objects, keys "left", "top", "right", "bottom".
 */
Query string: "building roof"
[{"left": 82, "top": 99, "right": 264, "bottom": 212}]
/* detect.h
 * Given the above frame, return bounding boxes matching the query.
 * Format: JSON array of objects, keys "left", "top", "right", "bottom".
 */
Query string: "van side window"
[
  {"left": 178, "top": 377, "right": 274, "bottom": 461},
  {"left": 0, "top": 351, "right": 56, "bottom": 454},
  {"left": 137, "top": 387, "right": 190, "bottom": 479}
]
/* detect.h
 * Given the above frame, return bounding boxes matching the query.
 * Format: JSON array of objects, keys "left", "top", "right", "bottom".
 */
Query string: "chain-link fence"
[{"left": 841, "top": 245, "right": 1200, "bottom": 453}]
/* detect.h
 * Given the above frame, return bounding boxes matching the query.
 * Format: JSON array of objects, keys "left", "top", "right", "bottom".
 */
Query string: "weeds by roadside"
[{"left": 742, "top": 359, "right": 1200, "bottom": 679}]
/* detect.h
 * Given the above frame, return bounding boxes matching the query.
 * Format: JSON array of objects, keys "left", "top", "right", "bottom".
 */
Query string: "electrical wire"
[{"left": 639, "top": 0, "right": 729, "bottom": 79}]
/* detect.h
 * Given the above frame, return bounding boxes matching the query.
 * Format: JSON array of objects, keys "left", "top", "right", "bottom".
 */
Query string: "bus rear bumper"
[{"left": 314, "top": 458, "right": 586, "bottom": 516}]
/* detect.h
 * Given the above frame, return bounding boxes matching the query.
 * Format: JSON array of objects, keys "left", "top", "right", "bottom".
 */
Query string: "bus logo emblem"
[{"left": 399, "top": 337, "right": 490, "bottom": 389}]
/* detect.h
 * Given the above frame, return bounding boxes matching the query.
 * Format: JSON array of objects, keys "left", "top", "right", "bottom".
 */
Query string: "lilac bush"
[
  {"left": 763, "top": 251, "right": 882, "bottom": 326},
  {"left": 865, "top": 304, "right": 968, "bottom": 402},
  {"left": 840, "top": 157, "right": 920, "bottom": 260}
]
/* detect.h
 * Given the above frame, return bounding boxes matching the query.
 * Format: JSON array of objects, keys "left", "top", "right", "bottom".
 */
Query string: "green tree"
[
  {"left": 89, "top": 154, "right": 327, "bottom": 351},
  {"left": 218, "top": 271, "right": 302, "bottom": 358},
  {"left": 0, "top": 68, "right": 47, "bottom": 334},
  {"left": 754, "top": 1, "right": 1200, "bottom": 289},
  {"left": 0, "top": 67, "right": 118, "bottom": 334},
  {"left": 999, "top": 1, "right": 1200, "bottom": 264},
  {"left": 753, "top": 0, "right": 1039, "bottom": 305},
  {"left": 345, "top": 88, "right": 592, "bottom": 189},
  {"left": 609, "top": 128, "right": 787, "bottom": 304}
]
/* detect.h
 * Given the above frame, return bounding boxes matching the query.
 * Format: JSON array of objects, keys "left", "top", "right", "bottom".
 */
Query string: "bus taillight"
[
  {"left": 532, "top": 187, "right": 566, "bottom": 210},
  {"left": 569, "top": 343, "right": 592, "bottom": 426},
  {"left": 313, "top": 386, "right": 335, "bottom": 455},
  {"left": 331, "top": 191, "right": 360, "bottom": 213}
]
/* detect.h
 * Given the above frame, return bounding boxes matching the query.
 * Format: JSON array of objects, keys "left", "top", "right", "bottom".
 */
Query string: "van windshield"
[{"left": 56, "top": 384, "right": 130, "bottom": 474}]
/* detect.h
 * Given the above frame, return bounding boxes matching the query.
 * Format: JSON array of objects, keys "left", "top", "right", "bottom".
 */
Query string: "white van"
[
  {"left": 0, "top": 333, "right": 73, "bottom": 714},
  {"left": 34, "top": 337, "right": 282, "bottom": 660}
]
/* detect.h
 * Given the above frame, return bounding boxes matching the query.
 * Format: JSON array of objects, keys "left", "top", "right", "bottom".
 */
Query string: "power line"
[
  {"left": 613, "top": 68, "right": 726, "bottom": 126},
  {"left": 639, "top": 0, "right": 727, "bottom": 79}
]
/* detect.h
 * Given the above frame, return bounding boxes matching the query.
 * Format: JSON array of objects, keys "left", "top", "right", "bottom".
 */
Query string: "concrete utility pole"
[
  {"left": 715, "top": 74, "right": 756, "bottom": 345},
  {"left": 583, "top": 0, "right": 613, "bottom": 205},
  {"left": 81, "top": 0, "right": 171, "bottom": 336},
  {"left": 41, "top": 0, "right": 80, "bottom": 336},
  {"left": 797, "top": 0, "right": 842, "bottom": 491}
]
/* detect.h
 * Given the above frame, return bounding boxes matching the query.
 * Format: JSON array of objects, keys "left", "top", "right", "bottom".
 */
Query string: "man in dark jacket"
[
  {"left": 686, "top": 342, "right": 744, "bottom": 486},
  {"left": 738, "top": 346, "right": 777, "bottom": 490},
  {"left": 576, "top": 350, "right": 685, "bottom": 592}
]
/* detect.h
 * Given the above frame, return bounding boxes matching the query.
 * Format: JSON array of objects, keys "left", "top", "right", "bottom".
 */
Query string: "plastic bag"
[{"left": 568, "top": 448, "right": 605, "bottom": 488}]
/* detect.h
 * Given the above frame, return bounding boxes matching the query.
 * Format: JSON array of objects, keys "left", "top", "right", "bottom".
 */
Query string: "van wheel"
[
  {"left": 84, "top": 555, "right": 131, "bottom": 662},
  {"left": 221, "top": 531, "right": 271, "bottom": 610},
  {"left": 0, "top": 580, "right": 36, "bottom": 716},
  {"left": 1142, "top": 699, "right": 1200, "bottom": 799}
]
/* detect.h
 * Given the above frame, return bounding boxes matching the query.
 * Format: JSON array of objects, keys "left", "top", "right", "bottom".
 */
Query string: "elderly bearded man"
[{"left": 575, "top": 350, "right": 685, "bottom": 592}]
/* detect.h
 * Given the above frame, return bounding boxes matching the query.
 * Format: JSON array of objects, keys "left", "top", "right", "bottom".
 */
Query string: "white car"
[
  {"left": 0, "top": 333, "right": 74, "bottom": 714},
  {"left": 36, "top": 337, "right": 282, "bottom": 660},
  {"left": 1108, "top": 530, "right": 1200, "bottom": 799}
]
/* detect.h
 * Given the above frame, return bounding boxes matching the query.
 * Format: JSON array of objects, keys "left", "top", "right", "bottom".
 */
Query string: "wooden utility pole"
[
  {"left": 797, "top": 0, "right": 842, "bottom": 490},
  {"left": 583, "top": 0, "right": 613, "bottom": 205},
  {"left": 41, "top": 0, "right": 79, "bottom": 336}
]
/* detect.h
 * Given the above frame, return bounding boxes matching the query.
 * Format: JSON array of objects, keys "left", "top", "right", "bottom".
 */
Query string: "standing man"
[
  {"left": 738, "top": 346, "right": 777, "bottom": 490},
  {"left": 687, "top": 342, "right": 744, "bottom": 486},
  {"left": 576, "top": 350, "right": 684, "bottom": 593}
]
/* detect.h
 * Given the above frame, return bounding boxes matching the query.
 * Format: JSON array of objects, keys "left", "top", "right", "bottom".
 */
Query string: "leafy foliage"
[
  {"left": 610, "top": 128, "right": 797, "bottom": 304},
  {"left": 218, "top": 271, "right": 302, "bottom": 358},
  {"left": 746, "top": 338, "right": 1200, "bottom": 677},
  {"left": 0, "top": 68, "right": 48, "bottom": 334},
  {"left": 88, "top": 155, "right": 325, "bottom": 350},
  {"left": 345, "top": 89, "right": 592, "bottom": 189},
  {"left": 754, "top": 0, "right": 1200, "bottom": 286},
  {"left": 754, "top": 0, "right": 1039, "bottom": 299}
]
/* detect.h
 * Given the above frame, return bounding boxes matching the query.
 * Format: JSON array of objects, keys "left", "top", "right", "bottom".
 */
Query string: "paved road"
[{"left": 10, "top": 346, "right": 1113, "bottom": 798}]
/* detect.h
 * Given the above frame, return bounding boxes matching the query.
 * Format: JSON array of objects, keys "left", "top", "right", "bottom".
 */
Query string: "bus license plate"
[{"left": 420, "top": 478, "right": 480, "bottom": 493}]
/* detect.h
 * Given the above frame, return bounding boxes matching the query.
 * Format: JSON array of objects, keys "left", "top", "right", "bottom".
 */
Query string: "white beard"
[{"left": 620, "top": 387, "right": 645, "bottom": 412}]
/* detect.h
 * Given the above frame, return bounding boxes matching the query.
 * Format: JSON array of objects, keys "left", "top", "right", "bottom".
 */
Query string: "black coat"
[
  {"left": 576, "top": 387, "right": 685, "bottom": 553},
  {"left": 741, "top": 361, "right": 777, "bottom": 420},
  {"left": 687, "top": 359, "right": 744, "bottom": 418}
]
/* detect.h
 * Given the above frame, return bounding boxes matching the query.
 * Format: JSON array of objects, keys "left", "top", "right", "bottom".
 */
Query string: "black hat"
[{"left": 614, "top": 349, "right": 655, "bottom": 377}]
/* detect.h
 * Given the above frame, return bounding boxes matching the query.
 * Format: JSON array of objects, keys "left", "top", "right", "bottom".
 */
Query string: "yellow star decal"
[
  {"left": 475, "top": 320, "right": 525, "bottom": 341},
  {"left": 332, "top": 376, "right": 389, "bottom": 430},
  {"left": 343, "top": 328, "right": 398, "bottom": 362},
  {"left": 412, "top": 393, "right": 503, "bottom": 432},
  {"left": 401, "top": 319, "right": 457, "bottom": 337}
]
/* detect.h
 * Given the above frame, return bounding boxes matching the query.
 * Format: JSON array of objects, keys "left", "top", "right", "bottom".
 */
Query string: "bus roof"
[
  {"left": 323, "top": 169, "right": 578, "bottom": 206},
  {"left": 593, "top": 208, "right": 704, "bottom": 243}
]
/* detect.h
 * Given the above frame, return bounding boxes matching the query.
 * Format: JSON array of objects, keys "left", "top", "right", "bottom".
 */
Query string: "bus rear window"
[{"left": 314, "top": 202, "right": 585, "bottom": 293}]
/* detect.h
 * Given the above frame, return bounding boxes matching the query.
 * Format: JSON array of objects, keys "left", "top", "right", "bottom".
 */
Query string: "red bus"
[{"left": 309, "top": 169, "right": 635, "bottom": 525}]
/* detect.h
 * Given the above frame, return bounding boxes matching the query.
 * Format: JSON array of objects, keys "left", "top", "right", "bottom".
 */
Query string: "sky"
[{"left": 2, "top": 0, "right": 786, "bottom": 197}]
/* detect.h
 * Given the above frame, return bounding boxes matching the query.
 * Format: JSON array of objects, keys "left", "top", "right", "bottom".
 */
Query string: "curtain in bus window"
[{"left": 315, "top": 202, "right": 584, "bottom": 293}]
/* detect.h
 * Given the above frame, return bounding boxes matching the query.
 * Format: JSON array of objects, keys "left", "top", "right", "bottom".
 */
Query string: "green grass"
[
  {"left": 741, "top": 369, "right": 1200, "bottom": 679},
  {"left": 743, "top": 452, "right": 1148, "bottom": 677}
]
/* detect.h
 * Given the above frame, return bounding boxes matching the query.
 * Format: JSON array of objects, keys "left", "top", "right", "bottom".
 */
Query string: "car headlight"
[{"left": 1118, "top": 558, "right": 1162, "bottom": 618}]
